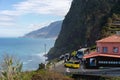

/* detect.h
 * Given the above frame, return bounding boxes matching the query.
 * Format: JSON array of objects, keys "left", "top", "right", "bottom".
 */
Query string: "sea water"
[{"left": 0, "top": 38, "right": 55, "bottom": 71}]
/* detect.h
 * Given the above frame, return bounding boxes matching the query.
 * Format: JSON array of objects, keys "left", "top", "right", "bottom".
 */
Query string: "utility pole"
[
  {"left": 44, "top": 43, "right": 46, "bottom": 55},
  {"left": 44, "top": 43, "right": 47, "bottom": 69}
]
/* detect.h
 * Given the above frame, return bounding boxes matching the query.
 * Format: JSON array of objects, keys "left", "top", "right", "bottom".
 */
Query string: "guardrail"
[{"left": 63, "top": 68, "right": 120, "bottom": 77}]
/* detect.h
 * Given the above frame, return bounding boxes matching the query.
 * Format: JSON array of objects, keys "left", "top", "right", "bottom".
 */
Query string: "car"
[
  {"left": 59, "top": 55, "right": 65, "bottom": 60},
  {"left": 64, "top": 61, "right": 80, "bottom": 68}
]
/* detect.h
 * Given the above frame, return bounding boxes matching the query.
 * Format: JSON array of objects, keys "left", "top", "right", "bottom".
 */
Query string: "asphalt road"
[
  {"left": 52, "top": 62, "right": 99, "bottom": 73},
  {"left": 51, "top": 61, "right": 120, "bottom": 77}
]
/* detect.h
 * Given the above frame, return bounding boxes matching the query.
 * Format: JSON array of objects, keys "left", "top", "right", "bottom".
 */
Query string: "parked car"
[
  {"left": 64, "top": 53, "right": 70, "bottom": 62},
  {"left": 59, "top": 53, "right": 70, "bottom": 61},
  {"left": 64, "top": 61, "right": 80, "bottom": 68},
  {"left": 59, "top": 55, "right": 65, "bottom": 60}
]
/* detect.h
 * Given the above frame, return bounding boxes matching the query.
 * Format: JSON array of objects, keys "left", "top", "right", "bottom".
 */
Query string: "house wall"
[{"left": 97, "top": 42, "right": 120, "bottom": 54}]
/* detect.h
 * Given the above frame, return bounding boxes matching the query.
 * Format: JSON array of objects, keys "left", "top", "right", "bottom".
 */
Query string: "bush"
[
  {"left": 0, "top": 54, "right": 22, "bottom": 80},
  {"left": 31, "top": 70, "right": 74, "bottom": 80},
  {"left": 37, "top": 63, "right": 45, "bottom": 70}
]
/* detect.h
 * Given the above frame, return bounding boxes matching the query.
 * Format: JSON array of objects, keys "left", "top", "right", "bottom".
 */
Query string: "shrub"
[
  {"left": 37, "top": 63, "right": 45, "bottom": 70},
  {"left": 0, "top": 54, "right": 22, "bottom": 80}
]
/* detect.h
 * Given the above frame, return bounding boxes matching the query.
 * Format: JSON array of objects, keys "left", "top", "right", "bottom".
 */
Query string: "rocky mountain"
[
  {"left": 24, "top": 21, "right": 63, "bottom": 38},
  {"left": 48, "top": 0, "right": 120, "bottom": 60}
]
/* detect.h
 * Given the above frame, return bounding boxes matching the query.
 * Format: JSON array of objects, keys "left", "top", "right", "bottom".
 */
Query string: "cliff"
[{"left": 48, "top": 0, "right": 120, "bottom": 60}]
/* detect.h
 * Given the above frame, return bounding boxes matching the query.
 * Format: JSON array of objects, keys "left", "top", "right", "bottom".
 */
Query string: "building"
[{"left": 83, "top": 34, "right": 120, "bottom": 68}]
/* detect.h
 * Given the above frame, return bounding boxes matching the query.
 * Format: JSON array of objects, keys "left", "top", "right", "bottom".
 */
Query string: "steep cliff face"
[{"left": 48, "top": 0, "right": 120, "bottom": 60}]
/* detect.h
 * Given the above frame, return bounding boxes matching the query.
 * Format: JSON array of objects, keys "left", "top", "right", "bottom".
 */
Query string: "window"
[
  {"left": 102, "top": 47, "right": 108, "bottom": 53},
  {"left": 113, "top": 47, "right": 119, "bottom": 53},
  {"left": 97, "top": 47, "right": 100, "bottom": 52}
]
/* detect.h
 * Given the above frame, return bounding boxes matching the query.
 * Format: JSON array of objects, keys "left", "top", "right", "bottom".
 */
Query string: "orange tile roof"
[
  {"left": 83, "top": 52, "right": 120, "bottom": 59},
  {"left": 96, "top": 35, "right": 120, "bottom": 43},
  {"left": 83, "top": 52, "right": 98, "bottom": 58}
]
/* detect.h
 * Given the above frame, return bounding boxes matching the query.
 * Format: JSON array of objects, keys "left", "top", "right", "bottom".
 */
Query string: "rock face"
[
  {"left": 48, "top": 0, "right": 120, "bottom": 60},
  {"left": 24, "top": 21, "right": 63, "bottom": 38}
]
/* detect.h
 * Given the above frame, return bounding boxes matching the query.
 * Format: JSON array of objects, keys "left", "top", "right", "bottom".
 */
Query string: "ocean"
[{"left": 0, "top": 38, "right": 55, "bottom": 71}]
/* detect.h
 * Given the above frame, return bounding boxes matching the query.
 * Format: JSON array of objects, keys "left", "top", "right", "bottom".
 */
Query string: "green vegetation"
[
  {"left": 101, "top": 14, "right": 120, "bottom": 37},
  {"left": 0, "top": 69, "right": 73, "bottom": 80},
  {"left": 71, "top": 51, "right": 77, "bottom": 57},
  {"left": 19, "top": 70, "right": 74, "bottom": 80},
  {"left": 37, "top": 63, "right": 45, "bottom": 70},
  {"left": 0, "top": 54, "right": 73, "bottom": 80},
  {"left": 108, "top": 77, "right": 120, "bottom": 80},
  {"left": 0, "top": 54, "right": 22, "bottom": 80},
  {"left": 48, "top": 0, "right": 120, "bottom": 60}
]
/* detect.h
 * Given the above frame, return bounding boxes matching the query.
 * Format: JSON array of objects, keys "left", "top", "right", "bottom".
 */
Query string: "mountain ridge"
[{"left": 24, "top": 21, "right": 63, "bottom": 39}]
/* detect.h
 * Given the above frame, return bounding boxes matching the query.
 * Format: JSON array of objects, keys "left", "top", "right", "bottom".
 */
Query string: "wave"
[
  {"left": 28, "top": 59, "right": 32, "bottom": 62},
  {"left": 23, "top": 59, "right": 33, "bottom": 65},
  {"left": 33, "top": 52, "right": 47, "bottom": 57},
  {"left": 23, "top": 62, "right": 28, "bottom": 65}
]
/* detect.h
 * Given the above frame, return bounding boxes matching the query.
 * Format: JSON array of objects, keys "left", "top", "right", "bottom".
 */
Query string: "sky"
[{"left": 0, "top": 0, "right": 72, "bottom": 37}]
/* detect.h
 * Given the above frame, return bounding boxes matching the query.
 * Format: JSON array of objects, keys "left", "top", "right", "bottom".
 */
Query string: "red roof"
[
  {"left": 96, "top": 35, "right": 120, "bottom": 43},
  {"left": 83, "top": 52, "right": 120, "bottom": 59}
]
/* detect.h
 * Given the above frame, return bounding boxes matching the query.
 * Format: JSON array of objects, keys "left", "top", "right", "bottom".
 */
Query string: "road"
[{"left": 50, "top": 61, "right": 120, "bottom": 77}]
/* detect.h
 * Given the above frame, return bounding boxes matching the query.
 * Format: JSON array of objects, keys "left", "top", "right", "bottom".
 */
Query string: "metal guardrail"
[{"left": 64, "top": 68, "right": 120, "bottom": 77}]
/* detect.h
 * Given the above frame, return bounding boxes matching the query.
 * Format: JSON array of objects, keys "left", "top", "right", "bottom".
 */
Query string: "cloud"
[
  {"left": 1, "top": 0, "right": 72, "bottom": 16},
  {"left": 14, "top": 0, "right": 72, "bottom": 16},
  {"left": 0, "top": 0, "right": 72, "bottom": 37},
  {"left": 0, "top": 0, "right": 72, "bottom": 27},
  {"left": 0, "top": 15, "right": 16, "bottom": 27},
  {"left": 0, "top": 15, "right": 14, "bottom": 21},
  {"left": 0, "top": 22, "right": 15, "bottom": 27}
]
